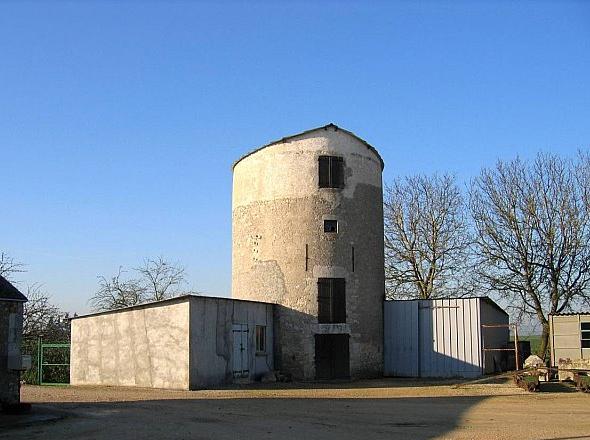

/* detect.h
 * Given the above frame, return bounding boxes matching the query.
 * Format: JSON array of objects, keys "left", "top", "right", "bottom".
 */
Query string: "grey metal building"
[
  {"left": 0, "top": 275, "right": 27, "bottom": 408},
  {"left": 232, "top": 124, "right": 385, "bottom": 380},
  {"left": 70, "top": 295, "right": 274, "bottom": 389},
  {"left": 384, "top": 297, "right": 509, "bottom": 378}
]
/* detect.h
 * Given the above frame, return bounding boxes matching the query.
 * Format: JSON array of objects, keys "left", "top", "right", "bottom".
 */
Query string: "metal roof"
[
  {"left": 0, "top": 275, "right": 27, "bottom": 302},
  {"left": 385, "top": 296, "right": 509, "bottom": 317},
  {"left": 232, "top": 123, "right": 385, "bottom": 171},
  {"left": 70, "top": 294, "right": 275, "bottom": 320}
]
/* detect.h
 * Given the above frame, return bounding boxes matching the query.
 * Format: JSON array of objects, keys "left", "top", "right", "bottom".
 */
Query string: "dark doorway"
[{"left": 314, "top": 334, "right": 350, "bottom": 379}]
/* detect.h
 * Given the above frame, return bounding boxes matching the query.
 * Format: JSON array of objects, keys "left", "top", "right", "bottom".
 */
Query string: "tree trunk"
[{"left": 537, "top": 322, "right": 550, "bottom": 361}]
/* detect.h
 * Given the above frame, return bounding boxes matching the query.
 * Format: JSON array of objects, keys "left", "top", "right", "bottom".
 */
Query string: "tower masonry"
[{"left": 232, "top": 124, "right": 384, "bottom": 380}]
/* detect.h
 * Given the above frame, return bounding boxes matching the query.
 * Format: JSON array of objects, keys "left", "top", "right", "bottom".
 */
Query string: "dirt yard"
[{"left": 1, "top": 379, "right": 589, "bottom": 440}]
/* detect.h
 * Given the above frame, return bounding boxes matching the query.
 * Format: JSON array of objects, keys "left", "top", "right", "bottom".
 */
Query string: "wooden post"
[
  {"left": 514, "top": 324, "right": 520, "bottom": 371},
  {"left": 481, "top": 326, "right": 486, "bottom": 375}
]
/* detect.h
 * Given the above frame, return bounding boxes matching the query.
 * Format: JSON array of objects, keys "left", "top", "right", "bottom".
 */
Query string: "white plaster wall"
[{"left": 70, "top": 300, "right": 190, "bottom": 389}]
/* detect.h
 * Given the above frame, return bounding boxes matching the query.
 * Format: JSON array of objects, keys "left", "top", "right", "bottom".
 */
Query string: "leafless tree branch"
[
  {"left": 89, "top": 258, "right": 188, "bottom": 311},
  {"left": 0, "top": 251, "right": 25, "bottom": 281},
  {"left": 384, "top": 174, "right": 472, "bottom": 299},
  {"left": 469, "top": 153, "right": 590, "bottom": 358}
]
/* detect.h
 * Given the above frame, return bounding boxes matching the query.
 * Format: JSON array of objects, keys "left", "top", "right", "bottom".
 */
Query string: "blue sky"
[{"left": 1, "top": 1, "right": 589, "bottom": 314}]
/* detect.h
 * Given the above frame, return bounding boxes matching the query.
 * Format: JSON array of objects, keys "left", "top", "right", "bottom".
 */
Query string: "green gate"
[{"left": 38, "top": 341, "right": 70, "bottom": 385}]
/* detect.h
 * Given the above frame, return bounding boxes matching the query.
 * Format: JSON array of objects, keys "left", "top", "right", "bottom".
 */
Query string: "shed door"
[
  {"left": 383, "top": 301, "right": 419, "bottom": 376},
  {"left": 232, "top": 324, "right": 249, "bottom": 378}
]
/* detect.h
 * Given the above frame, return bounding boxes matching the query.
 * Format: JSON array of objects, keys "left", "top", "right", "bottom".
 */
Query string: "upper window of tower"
[
  {"left": 318, "top": 156, "right": 344, "bottom": 188},
  {"left": 317, "top": 278, "right": 346, "bottom": 324},
  {"left": 324, "top": 220, "right": 338, "bottom": 233}
]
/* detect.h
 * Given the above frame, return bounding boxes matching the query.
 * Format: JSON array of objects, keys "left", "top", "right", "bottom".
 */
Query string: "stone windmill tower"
[{"left": 232, "top": 124, "right": 385, "bottom": 380}]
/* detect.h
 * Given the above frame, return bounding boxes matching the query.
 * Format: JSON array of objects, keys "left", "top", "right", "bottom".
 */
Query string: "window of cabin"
[
  {"left": 317, "top": 278, "right": 346, "bottom": 323},
  {"left": 582, "top": 322, "right": 590, "bottom": 348},
  {"left": 256, "top": 325, "right": 266, "bottom": 353},
  {"left": 324, "top": 219, "right": 338, "bottom": 233},
  {"left": 319, "top": 156, "right": 344, "bottom": 188}
]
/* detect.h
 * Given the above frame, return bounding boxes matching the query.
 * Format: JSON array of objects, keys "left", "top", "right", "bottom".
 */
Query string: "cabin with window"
[{"left": 549, "top": 312, "right": 590, "bottom": 370}]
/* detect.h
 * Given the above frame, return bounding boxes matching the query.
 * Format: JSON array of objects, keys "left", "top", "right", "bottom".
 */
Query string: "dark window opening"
[
  {"left": 582, "top": 323, "right": 590, "bottom": 348},
  {"left": 317, "top": 278, "right": 346, "bottom": 323},
  {"left": 324, "top": 220, "right": 338, "bottom": 233},
  {"left": 256, "top": 325, "right": 266, "bottom": 353},
  {"left": 319, "top": 156, "right": 344, "bottom": 188}
]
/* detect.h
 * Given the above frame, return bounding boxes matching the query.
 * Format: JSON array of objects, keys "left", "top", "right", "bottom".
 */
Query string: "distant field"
[{"left": 514, "top": 335, "right": 542, "bottom": 356}]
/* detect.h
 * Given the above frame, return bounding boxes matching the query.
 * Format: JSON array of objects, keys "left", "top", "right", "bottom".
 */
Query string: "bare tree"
[
  {"left": 0, "top": 251, "right": 25, "bottom": 281},
  {"left": 0, "top": 251, "right": 70, "bottom": 340},
  {"left": 135, "top": 257, "right": 186, "bottom": 301},
  {"left": 90, "top": 258, "right": 188, "bottom": 311},
  {"left": 23, "top": 284, "right": 69, "bottom": 339},
  {"left": 384, "top": 174, "right": 471, "bottom": 299},
  {"left": 90, "top": 267, "right": 146, "bottom": 311},
  {"left": 470, "top": 153, "right": 590, "bottom": 358}
]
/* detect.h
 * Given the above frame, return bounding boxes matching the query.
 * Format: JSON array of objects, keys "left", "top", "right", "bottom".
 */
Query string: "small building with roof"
[
  {"left": 0, "top": 275, "right": 28, "bottom": 408},
  {"left": 70, "top": 295, "right": 274, "bottom": 389},
  {"left": 549, "top": 312, "right": 590, "bottom": 370},
  {"left": 384, "top": 297, "right": 510, "bottom": 378}
]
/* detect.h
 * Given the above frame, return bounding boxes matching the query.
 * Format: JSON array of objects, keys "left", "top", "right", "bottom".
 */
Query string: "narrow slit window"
[
  {"left": 324, "top": 220, "right": 338, "bottom": 233},
  {"left": 256, "top": 325, "right": 266, "bottom": 353},
  {"left": 319, "top": 156, "right": 344, "bottom": 188}
]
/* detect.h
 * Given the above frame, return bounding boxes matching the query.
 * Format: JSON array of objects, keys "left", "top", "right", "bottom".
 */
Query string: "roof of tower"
[{"left": 232, "top": 123, "right": 385, "bottom": 170}]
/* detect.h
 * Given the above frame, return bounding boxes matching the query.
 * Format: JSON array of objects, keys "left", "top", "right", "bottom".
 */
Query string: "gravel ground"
[{"left": 1, "top": 379, "right": 589, "bottom": 440}]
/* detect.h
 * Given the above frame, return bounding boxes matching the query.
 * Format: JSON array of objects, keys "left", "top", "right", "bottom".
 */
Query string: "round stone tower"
[{"left": 232, "top": 123, "right": 384, "bottom": 380}]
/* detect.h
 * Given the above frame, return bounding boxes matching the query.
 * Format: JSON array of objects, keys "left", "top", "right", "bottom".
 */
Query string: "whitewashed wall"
[{"left": 71, "top": 299, "right": 191, "bottom": 389}]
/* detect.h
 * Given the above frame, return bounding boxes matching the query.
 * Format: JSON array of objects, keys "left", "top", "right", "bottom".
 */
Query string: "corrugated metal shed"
[{"left": 384, "top": 297, "right": 509, "bottom": 378}]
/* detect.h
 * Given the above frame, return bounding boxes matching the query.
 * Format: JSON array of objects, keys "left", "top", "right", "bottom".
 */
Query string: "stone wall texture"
[
  {"left": 0, "top": 301, "right": 23, "bottom": 405},
  {"left": 232, "top": 125, "right": 385, "bottom": 379}
]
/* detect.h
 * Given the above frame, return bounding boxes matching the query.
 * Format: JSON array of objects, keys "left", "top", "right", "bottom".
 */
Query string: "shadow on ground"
[
  {"left": 538, "top": 381, "right": 579, "bottom": 393},
  {"left": 209, "top": 376, "right": 492, "bottom": 391},
  {"left": 0, "top": 395, "right": 487, "bottom": 440}
]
